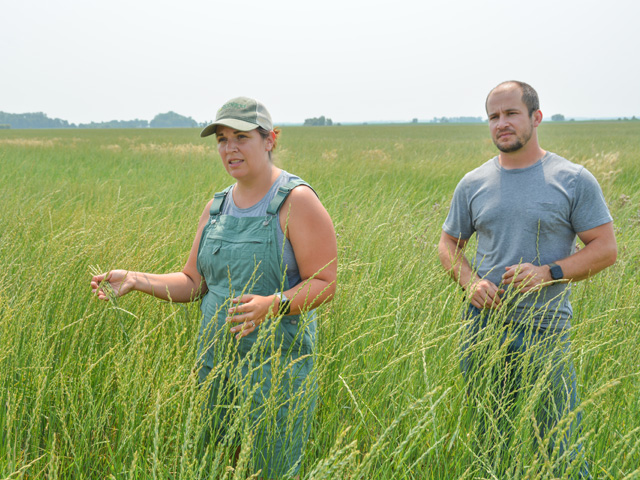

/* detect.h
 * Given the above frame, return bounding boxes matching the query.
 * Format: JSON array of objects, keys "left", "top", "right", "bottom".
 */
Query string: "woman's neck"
[{"left": 232, "top": 166, "right": 282, "bottom": 209}]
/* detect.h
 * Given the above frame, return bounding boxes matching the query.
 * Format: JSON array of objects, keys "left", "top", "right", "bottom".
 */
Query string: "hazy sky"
[{"left": 2, "top": 0, "right": 639, "bottom": 124}]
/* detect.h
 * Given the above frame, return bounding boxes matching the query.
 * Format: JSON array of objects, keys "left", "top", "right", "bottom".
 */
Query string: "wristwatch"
[
  {"left": 547, "top": 262, "right": 563, "bottom": 280},
  {"left": 275, "top": 292, "right": 291, "bottom": 315}
]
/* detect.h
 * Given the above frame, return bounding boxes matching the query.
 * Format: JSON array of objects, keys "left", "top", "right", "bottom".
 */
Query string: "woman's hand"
[
  {"left": 91, "top": 270, "right": 136, "bottom": 301},
  {"left": 226, "top": 294, "right": 278, "bottom": 339}
]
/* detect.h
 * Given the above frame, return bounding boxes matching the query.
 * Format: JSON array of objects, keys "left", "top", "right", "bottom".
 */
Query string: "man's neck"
[{"left": 498, "top": 144, "right": 547, "bottom": 170}]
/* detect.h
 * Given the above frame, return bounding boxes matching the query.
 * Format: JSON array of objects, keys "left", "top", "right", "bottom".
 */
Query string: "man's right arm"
[{"left": 438, "top": 231, "right": 503, "bottom": 310}]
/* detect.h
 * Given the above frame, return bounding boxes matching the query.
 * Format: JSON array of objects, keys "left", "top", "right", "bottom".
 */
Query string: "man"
[{"left": 438, "top": 81, "right": 616, "bottom": 475}]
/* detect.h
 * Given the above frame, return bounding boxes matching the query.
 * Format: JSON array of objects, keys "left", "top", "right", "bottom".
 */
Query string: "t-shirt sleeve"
[
  {"left": 571, "top": 167, "right": 613, "bottom": 232},
  {"left": 442, "top": 177, "right": 475, "bottom": 240}
]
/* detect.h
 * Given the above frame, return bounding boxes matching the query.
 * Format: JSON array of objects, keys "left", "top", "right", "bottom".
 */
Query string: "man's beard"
[
  {"left": 494, "top": 124, "right": 533, "bottom": 153},
  {"left": 496, "top": 137, "right": 525, "bottom": 153}
]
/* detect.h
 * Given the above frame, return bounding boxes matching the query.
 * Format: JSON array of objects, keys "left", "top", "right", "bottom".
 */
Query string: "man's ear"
[{"left": 532, "top": 109, "right": 543, "bottom": 127}]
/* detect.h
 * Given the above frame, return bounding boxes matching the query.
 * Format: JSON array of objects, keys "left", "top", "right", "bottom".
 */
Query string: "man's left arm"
[
  {"left": 502, "top": 221, "right": 617, "bottom": 291},
  {"left": 559, "top": 221, "right": 618, "bottom": 281}
]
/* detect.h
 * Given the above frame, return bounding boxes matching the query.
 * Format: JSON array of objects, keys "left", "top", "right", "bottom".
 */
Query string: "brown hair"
[
  {"left": 257, "top": 126, "right": 281, "bottom": 161},
  {"left": 486, "top": 80, "right": 540, "bottom": 116}
]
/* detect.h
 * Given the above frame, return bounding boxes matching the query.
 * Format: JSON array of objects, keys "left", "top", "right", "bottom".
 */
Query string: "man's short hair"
[{"left": 486, "top": 80, "right": 540, "bottom": 116}]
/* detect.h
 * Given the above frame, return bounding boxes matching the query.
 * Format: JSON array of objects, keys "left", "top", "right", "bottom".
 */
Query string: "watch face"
[{"left": 550, "top": 264, "right": 563, "bottom": 280}]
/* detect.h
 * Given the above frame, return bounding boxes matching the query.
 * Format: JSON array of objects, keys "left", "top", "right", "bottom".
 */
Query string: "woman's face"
[{"left": 215, "top": 126, "right": 273, "bottom": 180}]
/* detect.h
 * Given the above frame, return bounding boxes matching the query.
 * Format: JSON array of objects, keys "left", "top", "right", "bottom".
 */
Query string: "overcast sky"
[{"left": 2, "top": 0, "right": 639, "bottom": 124}]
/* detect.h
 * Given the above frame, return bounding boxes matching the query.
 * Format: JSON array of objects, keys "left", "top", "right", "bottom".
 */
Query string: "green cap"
[{"left": 200, "top": 96, "right": 273, "bottom": 138}]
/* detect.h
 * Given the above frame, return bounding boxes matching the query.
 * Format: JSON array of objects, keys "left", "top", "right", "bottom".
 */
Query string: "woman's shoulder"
[
  {"left": 278, "top": 170, "right": 306, "bottom": 186},
  {"left": 280, "top": 179, "right": 323, "bottom": 218},
  {"left": 278, "top": 170, "right": 316, "bottom": 196},
  {"left": 199, "top": 197, "right": 216, "bottom": 220}
]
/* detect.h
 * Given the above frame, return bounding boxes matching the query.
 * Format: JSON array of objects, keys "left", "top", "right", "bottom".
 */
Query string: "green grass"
[{"left": 1, "top": 122, "right": 639, "bottom": 479}]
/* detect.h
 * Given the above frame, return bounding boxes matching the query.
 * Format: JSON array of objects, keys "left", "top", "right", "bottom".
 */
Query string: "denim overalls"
[{"left": 196, "top": 178, "right": 317, "bottom": 477}]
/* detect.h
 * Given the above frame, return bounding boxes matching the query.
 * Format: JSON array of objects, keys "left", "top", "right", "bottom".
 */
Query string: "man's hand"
[
  {"left": 468, "top": 279, "right": 504, "bottom": 309},
  {"left": 501, "top": 263, "right": 551, "bottom": 293}
]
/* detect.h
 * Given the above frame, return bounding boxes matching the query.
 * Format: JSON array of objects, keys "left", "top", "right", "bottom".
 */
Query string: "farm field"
[{"left": 1, "top": 122, "right": 639, "bottom": 479}]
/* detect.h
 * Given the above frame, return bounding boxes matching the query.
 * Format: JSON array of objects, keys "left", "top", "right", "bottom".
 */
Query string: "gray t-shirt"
[{"left": 443, "top": 151, "right": 612, "bottom": 328}]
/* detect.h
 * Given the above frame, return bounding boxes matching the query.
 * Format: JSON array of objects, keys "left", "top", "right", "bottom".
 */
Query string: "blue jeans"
[{"left": 460, "top": 305, "right": 589, "bottom": 477}]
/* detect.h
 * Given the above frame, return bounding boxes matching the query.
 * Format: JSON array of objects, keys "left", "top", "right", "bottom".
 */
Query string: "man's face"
[{"left": 486, "top": 86, "right": 536, "bottom": 153}]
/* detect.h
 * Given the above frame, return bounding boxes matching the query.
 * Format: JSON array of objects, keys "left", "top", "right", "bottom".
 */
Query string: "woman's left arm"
[
  {"left": 278, "top": 185, "right": 338, "bottom": 312},
  {"left": 226, "top": 186, "right": 337, "bottom": 338}
]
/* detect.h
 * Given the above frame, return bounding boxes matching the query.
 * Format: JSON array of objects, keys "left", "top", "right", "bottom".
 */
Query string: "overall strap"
[
  {"left": 209, "top": 185, "right": 233, "bottom": 216},
  {"left": 266, "top": 179, "right": 315, "bottom": 215}
]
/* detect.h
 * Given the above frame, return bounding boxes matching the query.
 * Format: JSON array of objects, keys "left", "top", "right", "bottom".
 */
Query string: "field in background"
[{"left": 1, "top": 122, "right": 639, "bottom": 479}]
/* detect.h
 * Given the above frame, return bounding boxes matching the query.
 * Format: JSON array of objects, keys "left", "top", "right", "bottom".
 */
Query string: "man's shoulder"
[
  {"left": 542, "top": 151, "right": 584, "bottom": 175},
  {"left": 458, "top": 157, "right": 498, "bottom": 186}
]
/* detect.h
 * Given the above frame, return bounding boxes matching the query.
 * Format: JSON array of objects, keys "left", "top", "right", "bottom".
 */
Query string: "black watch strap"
[
  {"left": 548, "top": 262, "right": 563, "bottom": 280},
  {"left": 279, "top": 299, "right": 292, "bottom": 315},
  {"left": 276, "top": 292, "right": 291, "bottom": 315}
]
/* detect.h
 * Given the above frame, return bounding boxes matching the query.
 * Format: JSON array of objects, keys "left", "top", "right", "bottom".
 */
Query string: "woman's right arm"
[{"left": 90, "top": 199, "right": 214, "bottom": 303}]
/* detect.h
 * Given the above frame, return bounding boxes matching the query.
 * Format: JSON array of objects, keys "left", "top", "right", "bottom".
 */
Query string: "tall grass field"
[{"left": 1, "top": 122, "right": 639, "bottom": 479}]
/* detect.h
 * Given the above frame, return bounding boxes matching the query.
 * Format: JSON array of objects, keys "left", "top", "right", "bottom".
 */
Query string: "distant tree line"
[
  {"left": 2, "top": 110, "right": 637, "bottom": 130},
  {"left": 78, "top": 119, "right": 149, "bottom": 129},
  {"left": 551, "top": 114, "right": 639, "bottom": 122},
  {"left": 0, "top": 112, "right": 73, "bottom": 129},
  {"left": 0, "top": 111, "right": 198, "bottom": 129},
  {"left": 430, "top": 116, "right": 484, "bottom": 124},
  {"left": 149, "top": 111, "right": 198, "bottom": 128},
  {"left": 303, "top": 116, "right": 333, "bottom": 126}
]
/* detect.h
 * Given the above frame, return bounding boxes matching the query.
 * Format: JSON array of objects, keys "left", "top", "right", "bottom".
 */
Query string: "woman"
[{"left": 91, "top": 97, "right": 337, "bottom": 477}]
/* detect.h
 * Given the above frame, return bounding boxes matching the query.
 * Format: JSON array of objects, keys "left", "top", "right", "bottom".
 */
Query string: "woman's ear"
[{"left": 265, "top": 131, "right": 276, "bottom": 151}]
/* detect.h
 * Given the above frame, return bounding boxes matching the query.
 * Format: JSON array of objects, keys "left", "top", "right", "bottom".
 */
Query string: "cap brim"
[{"left": 200, "top": 118, "right": 261, "bottom": 138}]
